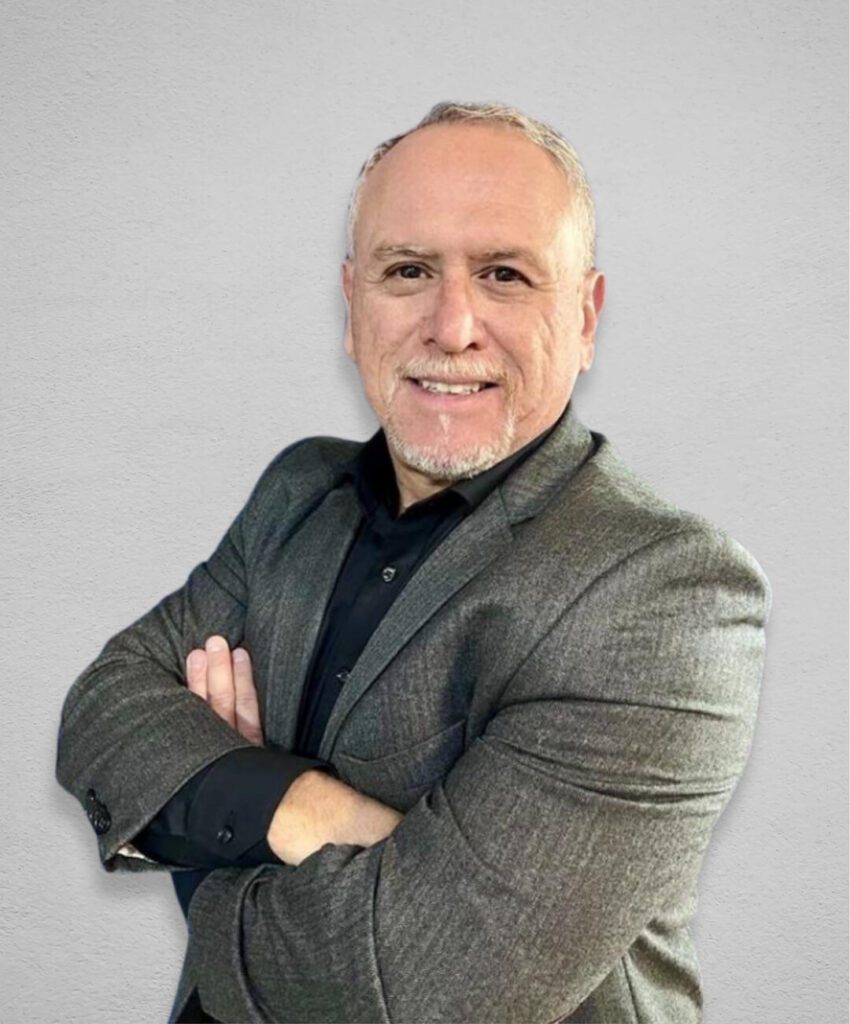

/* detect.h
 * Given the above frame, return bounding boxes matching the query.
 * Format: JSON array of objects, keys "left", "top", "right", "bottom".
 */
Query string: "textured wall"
[{"left": 3, "top": 1, "right": 846, "bottom": 1021}]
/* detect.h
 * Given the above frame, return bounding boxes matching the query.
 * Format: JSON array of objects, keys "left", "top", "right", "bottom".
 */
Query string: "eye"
[
  {"left": 485, "top": 266, "right": 530, "bottom": 285},
  {"left": 388, "top": 263, "right": 428, "bottom": 280}
]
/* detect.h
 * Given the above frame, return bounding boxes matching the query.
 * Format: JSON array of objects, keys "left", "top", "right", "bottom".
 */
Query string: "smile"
[{"left": 405, "top": 378, "right": 500, "bottom": 406}]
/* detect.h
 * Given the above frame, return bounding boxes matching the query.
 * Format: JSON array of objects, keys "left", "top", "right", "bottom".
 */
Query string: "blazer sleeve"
[
  {"left": 54, "top": 439, "right": 308, "bottom": 875},
  {"left": 182, "top": 525, "right": 771, "bottom": 1024}
]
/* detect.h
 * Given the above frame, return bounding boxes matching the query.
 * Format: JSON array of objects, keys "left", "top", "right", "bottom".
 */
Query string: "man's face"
[{"left": 342, "top": 121, "right": 605, "bottom": 503}]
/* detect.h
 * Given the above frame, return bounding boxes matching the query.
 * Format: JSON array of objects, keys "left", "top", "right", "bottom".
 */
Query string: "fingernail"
[
  {"left": 188, "top": 651, "right": 204, "bottom": 670},
  {"left": 206, "top": 636, "right": 226, "bottom": 652},
  {"left": 233, "top": 648, "right": 248, "bottom": 662}
]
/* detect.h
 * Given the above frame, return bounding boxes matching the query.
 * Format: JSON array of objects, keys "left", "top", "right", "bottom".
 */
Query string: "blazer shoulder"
[
  {"left": 561, "top": 434, "right": 772, "bottom": 611},
  {"left": 264, "top": 434, "right": 362, "bottom": 480},
  {"left": 244, "top": 433, "right": 362, "bottom": 508}
]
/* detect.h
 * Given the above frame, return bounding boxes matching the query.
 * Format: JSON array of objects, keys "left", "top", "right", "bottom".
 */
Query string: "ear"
[
  {"left": 578, "top": 271, "right": 605, "bottom": 372},
  {"left": 341, "top": 259, "right": 356, "bottom": 361}
]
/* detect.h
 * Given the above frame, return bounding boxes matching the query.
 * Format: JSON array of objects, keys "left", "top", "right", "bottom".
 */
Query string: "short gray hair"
[{"left": 345, "top": 101, "right": 597, "bottom": 272}]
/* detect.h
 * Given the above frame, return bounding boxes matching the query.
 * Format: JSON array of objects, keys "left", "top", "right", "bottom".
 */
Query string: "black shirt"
[{"left": 132, "top": 405, "right": 566, "bottom": 916}]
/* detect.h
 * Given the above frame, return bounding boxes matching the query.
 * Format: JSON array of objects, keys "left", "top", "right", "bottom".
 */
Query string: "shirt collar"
[{"left": 341, "top": 402, "right": 570, "bottom": 520}]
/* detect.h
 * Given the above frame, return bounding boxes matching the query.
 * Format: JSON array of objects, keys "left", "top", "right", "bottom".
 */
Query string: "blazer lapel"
[
  {"left": 317, "top": 400, "right": 597, "bottom": 760},
  {"left": 263, "top": 485, "right": 363, "bottom": 750},
  {"left": 317, "top": 492, "right": 514, "bottom": 759}
]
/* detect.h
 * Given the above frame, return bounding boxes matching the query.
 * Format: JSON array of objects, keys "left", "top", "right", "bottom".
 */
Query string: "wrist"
[
  {"left": 266, "top": 768, "right": 333, "bottom": 865},
  {"left": 266, "top": 768, "right": 403, "bottom": 866}
]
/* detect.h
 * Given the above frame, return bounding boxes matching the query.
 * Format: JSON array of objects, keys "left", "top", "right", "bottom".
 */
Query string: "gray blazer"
[{"left": 55, "top": 402, "right": 771, "bottom": 1023}]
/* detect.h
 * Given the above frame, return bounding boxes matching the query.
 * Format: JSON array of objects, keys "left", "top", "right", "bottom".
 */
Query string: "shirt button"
[
  {"left": 381, "top": 566, "right": 397, "bottom": 582},
  {"left": 217, "top": 826, "right": 234, "bottom": 845},
  {"left": 335, "top": 668, "right": 350, "bottom": 684}
]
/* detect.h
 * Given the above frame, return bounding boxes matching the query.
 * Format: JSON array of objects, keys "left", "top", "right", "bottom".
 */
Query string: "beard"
[{"left": 382, "top": 401, "right": 518, "bottom": 483}]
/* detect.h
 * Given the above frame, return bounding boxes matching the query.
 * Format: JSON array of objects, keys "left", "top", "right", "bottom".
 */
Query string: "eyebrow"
[
  {"left": 369, "top": 243, "right": 546, "bottom": 274},
  {"left": 370, "top": 244, "right": 437, "bottom": 262},
  {"left": 476, "top": 248, "right": 546, "bottom": 273}
]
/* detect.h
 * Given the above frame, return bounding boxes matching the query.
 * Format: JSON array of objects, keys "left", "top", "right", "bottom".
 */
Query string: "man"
[{"left": 56, "top": 102, "right": 771, "bottom": 1023}]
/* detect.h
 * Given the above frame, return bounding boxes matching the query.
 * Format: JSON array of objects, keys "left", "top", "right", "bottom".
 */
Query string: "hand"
[{"left": 185, "top": 635, "right": 264, "bottom": 745}]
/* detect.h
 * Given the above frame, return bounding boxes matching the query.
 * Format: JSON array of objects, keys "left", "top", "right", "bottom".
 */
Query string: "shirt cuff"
[{"left": 132, "top": 746, "right": 338, "bottom": 868}]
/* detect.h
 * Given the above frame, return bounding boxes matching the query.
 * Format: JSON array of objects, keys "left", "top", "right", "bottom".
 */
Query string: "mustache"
[{"left": 400, "top": 360, "right": 506, "bottom": 384}]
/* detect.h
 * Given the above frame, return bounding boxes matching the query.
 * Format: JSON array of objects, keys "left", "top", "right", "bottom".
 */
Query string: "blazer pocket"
[{"left": 334, "top": 718, "right": 466, "bottom": 808}]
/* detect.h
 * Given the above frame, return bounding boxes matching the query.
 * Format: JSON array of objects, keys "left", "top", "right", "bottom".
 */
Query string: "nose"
[{"left": 425, "top": 274, "right": 478, "bottom": 352}]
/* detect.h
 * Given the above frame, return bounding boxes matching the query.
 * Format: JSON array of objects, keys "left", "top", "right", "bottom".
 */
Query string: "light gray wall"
[{"left": 3, "top": 1, "right": 846, "bottom": 1021}]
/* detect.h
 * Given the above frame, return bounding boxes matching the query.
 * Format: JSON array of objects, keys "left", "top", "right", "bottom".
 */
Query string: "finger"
[
  {"left": 232, "top": 648, "right": 264, "bottom": 745},
  {"left": 185, "top": 649, "right": 208, "bottom": 701},
  {"left": 205, "top": 634, "right": 236, "bottom": 729}
]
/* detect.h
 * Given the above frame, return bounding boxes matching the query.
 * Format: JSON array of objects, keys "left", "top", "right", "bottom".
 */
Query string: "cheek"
[
  {"left": 501, "top": 309, "right": 567, "bottom": 381},
  {"left": 359, "top": 301, "right": 423, "bottom": 366},
  {"left": 357, "top": 291, "right": 411, "bottom": 339},
  {"left": 538, "top": 305, "right": 580, "bottom": 370},
  {"left": 350, "top": 303, "right": 414, "bottom": 403}
]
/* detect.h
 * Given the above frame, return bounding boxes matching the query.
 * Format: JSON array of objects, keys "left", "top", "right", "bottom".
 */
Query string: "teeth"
[{"left": 416, "top": 379, "right": 486, "bottom": 394}]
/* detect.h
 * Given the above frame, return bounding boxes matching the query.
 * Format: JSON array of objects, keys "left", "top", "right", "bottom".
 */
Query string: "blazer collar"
[{"left": 496, "top": 398, "right": 598, "bottom": 526}]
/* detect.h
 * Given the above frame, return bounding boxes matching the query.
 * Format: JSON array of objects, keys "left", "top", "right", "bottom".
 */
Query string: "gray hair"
[{"left": 345, "top": 101, "right": 597, "bottom": 272}]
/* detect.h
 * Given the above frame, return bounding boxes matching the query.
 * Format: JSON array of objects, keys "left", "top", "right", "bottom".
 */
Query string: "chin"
[{"left": 384, "top": 415, "right": 517, "bottom": 482}]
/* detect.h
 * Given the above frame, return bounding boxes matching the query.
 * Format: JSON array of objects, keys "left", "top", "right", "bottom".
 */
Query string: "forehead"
[{"left": 356, "top": 123, "right": 576, "bottom": 258}]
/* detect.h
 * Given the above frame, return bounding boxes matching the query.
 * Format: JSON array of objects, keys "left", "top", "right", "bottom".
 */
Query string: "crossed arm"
[
  {"left": 130, "top": 633, "right": 404, "bottom": 921},
  {"left": 177, "top": 634, "right": 402, "bottom": 867}
]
